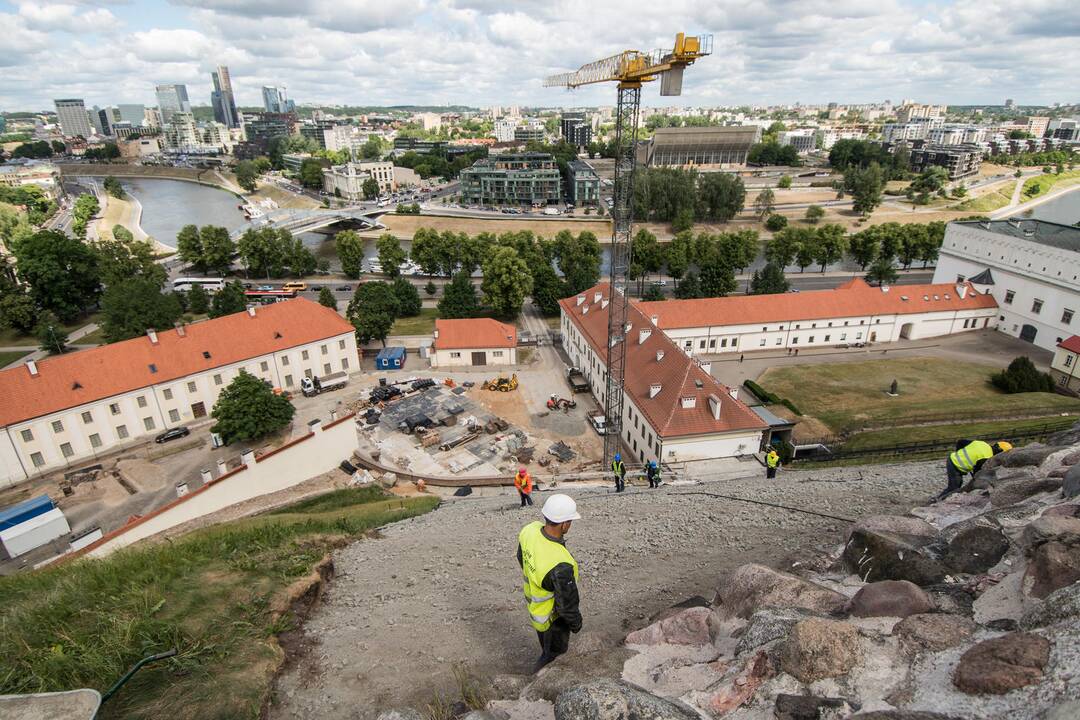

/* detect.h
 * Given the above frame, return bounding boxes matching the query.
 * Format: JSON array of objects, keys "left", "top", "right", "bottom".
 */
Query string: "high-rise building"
[
  {"left": 155, "top": 84, "right": 191, "bottom": 124},
  {"left": 494, "top": 117, "right": 518, "bottom": 142},
  {"left": 54, "top": 99, "right": 93, "bottom": 138},
  {"left": 211, "top": 66, "right": 240, "bottom": 129},
  {"left": 560, "top": 112, "right": 592, "bottom": 148},
  {"left": 91, "top": 106, "right": 121, "bottom": 136},
  {"left": 262, "top": 86, "right": 293, "bottom": 114},
  {"left": 117, "top": 104, "right": 145, "bottom": 127}
]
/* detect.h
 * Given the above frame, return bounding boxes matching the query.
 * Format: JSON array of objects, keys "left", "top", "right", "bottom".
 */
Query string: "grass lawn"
[
  {"left": 0, "top": 486, "right": 437, "bottom": 720},
  {"left": 391, "top": 307, "right": 438, "bottom": 336},
  {"left": 0, "top": 349, "right": 32, "bottom": 367},
  {"left": 758, "top": 357, "right": 1080, "bottom": 435},
  {"left": 1021, "top": 169, "right": 1080, "bottom": 203},
  {"left": 951, "top": 184, "right": 1014, "bottom": 213},
  {"left": 0, "top": 312, "right": 102, "bottom": 347},
  {"left": 74, "top": 327, "right": 107, "bottom": 345},
  {"left": 843, "top": 415, "right": 1077, "bottom": 451}
]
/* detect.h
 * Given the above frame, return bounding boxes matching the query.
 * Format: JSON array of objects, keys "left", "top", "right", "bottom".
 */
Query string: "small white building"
[
  {"left": 933, "top": 219, "right": 1080, "bottom": 352},
  {"left": 430, "top": 318, "right": 517, "bottom": 368},
  {"left": 0, "top": 299, "right": 359, "bottom": 488},
  {"left": 1050, "top": 335, "right": 1080, "bottom": 394},
  {"left": 322, "top": 161, "right": 397, "bottom": 199}
]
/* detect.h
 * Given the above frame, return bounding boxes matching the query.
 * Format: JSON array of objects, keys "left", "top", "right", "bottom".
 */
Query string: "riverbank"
[
  {"left": 994, "top": 180, "right": 1080, "bottom": 221},
  {"left": 59, "top": 163, "right": 245, "bottom": 196}
]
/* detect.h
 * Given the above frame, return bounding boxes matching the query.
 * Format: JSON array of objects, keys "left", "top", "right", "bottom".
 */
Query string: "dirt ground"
[{"left": 267, "top": 461, "right": 941, "bottom": 719}]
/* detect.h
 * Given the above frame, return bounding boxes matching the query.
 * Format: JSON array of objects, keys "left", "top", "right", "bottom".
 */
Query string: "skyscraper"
[
  {"left": 53, "top": 99, "right": 93, "bottom": 138},
  {"left": 211, "top": 66, "right": 240, "bottom": 128},
  {"left": 262, "top": 86, "right": 293, "bottom": 114},
  {"left": 155, "top": 84, "right": 191, "bottom": 124},
  {"left": 117, "top": 104, "right": 146, "bottom": 126}
]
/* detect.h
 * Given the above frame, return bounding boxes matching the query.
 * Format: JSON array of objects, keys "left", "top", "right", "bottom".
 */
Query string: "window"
[
  {"left": 260, "top": 361, "right": 269, "bottom": 372},
  {"left": 304, "top": 369, "right": 313, "bottom": 378},
  {"left": 187, "top": 381, "right": 197, "bottom": 393},
  {"left": 20, "top": 429, "right": 33, "bottom": 442},
  {"left": 31, "top": 452, "right": 45, "bottom": 468},
  {"left": 791, "top": 337, "right": 799, "bottom": 344},
  {"left": 1064, "top": 309, "right": 1074, "bottom": 325},
  {"left": 795, "top": 324, "right": 800, "bottom": 329},
  {"left": 110, "top": 403, "right": 120, "bottom": 415},
  {"left": 1032, "top": 299, "right": 1043, "bottom": 314},
  {"left": 699, "top": 340, "right": 706, "bottom": 350},
  {"left": 775, "top": 337, "right": 782, "bottom": 345},
  {"left": 51, "top": 420, "right": 64, "bottom": 433},
  {"left": 90, "top": 433, "right": 102, "bottom": 449},
  {"left": 143, "top": 417, "right": 155, "bottom": 431},
  {"left": 492, "top": 351, "right": 504, "bottom": 358},
  {"left": 721, "top": 338, "right": 728, "bottom": 348},
  {"left": 60, "top": 442, "right": 74, "bottom": 458},
  {"left": 684, "top": 341, "right": 692, "bottom": 350},
  {"left": 321, "top": 344, "right": 328, "bottom": 355},
  {"left": 824, "top": 335, "right": 830, "bottom": 342},
  {"left": 762, "top": 326, "right": 767, "bottom": 331},
  {"left": 339, "top": 339, "right": 346, "bottom": 350},
  {"left": 169, "top": 409, "right": 180, "bottom": 423},
  {"left": 80, "top": 410, "right": 93, "bottom": 424},
  {"left": 809, "top": 336, "right": 815, "bottom": 343},
  {"left": 302, "top": 350, "right": 309, "bottom": 360},
  {"left": 116, "top": 424, "right": 129, "bottom": 439},
  {"left": 856, "top": 332, "right": 863, "bottom": 339},
  {"left": 342, "top": 358, "right": 350, "bottom": 370},
  {"left": 1004, "top": 290, "right": 1015, "bottom": 304},
  {"left": 214, "top": 374, "right": 223, "bottom": 386},
  {"left": 709, "top": 339, "right": 717, "bottom": 349},
  {"left": 759, "top": 339, "right": 766, "bottom": 347},
  {"left": 1060, "top": 375, "right": 1069, "bottom": 386},
  {"left": 281, "top": 356, "right": 289, "bottom": 366},
  {"left": 1066, "top": 355, "right": 1074, "bottom": 368},
  {"left": 732, "top": 338, "right": 738, "bottom": 347},
  {"left": 450, "top": 352, "right": 461, "bottom": 359},
  {"left": 137, "top": 395, "right": 147, "bottom": 408},
  {"left": 323, "top": 363, "right": 332, "bottom": 375},
  {"left": 285, "top": 374, "right": 293, "bottom": 386},
  {"left": 841, "top": 333, "right": 846, "bottom": 340},
  {"left": 163, "top": 389, "right": 173, "bottom": 400}
]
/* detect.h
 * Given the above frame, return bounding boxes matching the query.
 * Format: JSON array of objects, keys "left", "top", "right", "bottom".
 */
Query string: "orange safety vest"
[{"left": 515, "top": 472, "right": 533, "bottom": 494}]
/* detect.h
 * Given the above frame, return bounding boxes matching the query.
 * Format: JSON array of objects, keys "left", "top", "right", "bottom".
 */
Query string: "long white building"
[
  {"left": 933, "top": 220, "right": 1080, "bottom": 351},
  {"left": 636, "top": 278, "right": 998, "bottom": 357},
  {"left": 0, "top": 299, "right": 358, "bottom": 488}
]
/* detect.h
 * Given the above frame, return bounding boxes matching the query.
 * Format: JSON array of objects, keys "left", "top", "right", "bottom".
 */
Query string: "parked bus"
[
  {"left": 244, "top": 290, "right": 296, "bottom": 304},
  {"left": 173, "top": 277, "right": 225, "bottom": 293},
  {"left": 282, "top": 281, "right": 307, "bottom": 292}
]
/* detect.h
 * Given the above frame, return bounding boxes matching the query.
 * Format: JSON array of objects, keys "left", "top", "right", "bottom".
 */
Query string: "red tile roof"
[
  {"left": 434, "top": 318, "right": 517, "bottom": 350},
  {"left": 1058, "top": 336, "right": 1080, "bottom": 353},
  {"left": 0, "top": 298, "right": 355, "bottom": 427},
  {"left": 636, "top": 278, "right": 997, "bottom": 330},
  {"left": 559, "top": 285, "right": 766, "bottom": 440}
]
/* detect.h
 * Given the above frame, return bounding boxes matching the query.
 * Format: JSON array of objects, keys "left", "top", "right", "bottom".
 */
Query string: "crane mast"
[{"left": 545, "top": 34, "right": 712, "bottom": 463}]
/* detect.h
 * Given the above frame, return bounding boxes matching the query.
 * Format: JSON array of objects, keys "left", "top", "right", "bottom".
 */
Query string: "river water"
[
  {"left": 121, "top": 178, "right": 246, "bottom": 248},
  {"left": 1016, "top": 185, "right": 1080, "bottom": 226}
]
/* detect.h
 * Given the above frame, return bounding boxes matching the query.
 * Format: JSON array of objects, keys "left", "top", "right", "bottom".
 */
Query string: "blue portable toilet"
[
  {"left": 0, "top": 495, "right": 55, "bottom": 531},
  {"left": 376, "top": 346, "right": 407, "bottom": 370}
]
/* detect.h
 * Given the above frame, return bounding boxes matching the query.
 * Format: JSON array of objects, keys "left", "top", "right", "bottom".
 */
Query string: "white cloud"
[{"left": 17, "top": 3, "right": 119, "bottom": 33}]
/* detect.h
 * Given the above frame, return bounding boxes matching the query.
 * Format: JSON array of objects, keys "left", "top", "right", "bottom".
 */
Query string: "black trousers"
[
  {"left": 535, "top": 620, "right": 571, "bottom": 671},
  {"left": 614, "top": 474, "right": 625, "bottom": 492},
  {"left": 519, "top": 490, "right": 533, "bottom": 507},
  {"left": 647, "top": 474, "right": 659, "bottom": 488},
  {"left": 938, "top": 460, "right": 966, "bottom": 500},
  {"left": 766, "top": 466, "right": 777, "bottom": 479}
]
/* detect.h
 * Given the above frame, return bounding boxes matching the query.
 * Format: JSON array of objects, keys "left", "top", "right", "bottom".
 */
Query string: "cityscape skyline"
[{"left": 2, "top": 0, "right": 1079, "bottom": 111}]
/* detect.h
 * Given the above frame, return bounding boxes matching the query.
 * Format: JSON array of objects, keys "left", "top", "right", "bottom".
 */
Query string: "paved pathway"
[{"left": 0, "top": 323, "right": 100, "bottom": 370}]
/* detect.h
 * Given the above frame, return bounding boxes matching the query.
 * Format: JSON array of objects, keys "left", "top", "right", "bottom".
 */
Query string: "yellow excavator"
[{"left": 482, "top": 373, "right": 518, "bottom": 392}]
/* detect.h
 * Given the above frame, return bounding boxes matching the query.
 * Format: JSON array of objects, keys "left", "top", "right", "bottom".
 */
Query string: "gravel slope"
[{"left": 268, "top": 462, "right": 941, "bottom": 718}]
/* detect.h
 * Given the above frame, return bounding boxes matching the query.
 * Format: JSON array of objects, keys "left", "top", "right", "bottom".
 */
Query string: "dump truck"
[
  {"left": 566, "top": 367, "right": 589, "bottom": 393},
  {"left": 300, "top": 371, "right": 349, "bottom": 397}
]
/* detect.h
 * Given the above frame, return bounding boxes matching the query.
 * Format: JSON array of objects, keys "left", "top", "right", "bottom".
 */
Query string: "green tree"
[
  {"left": 696, "top": 173, "right": 745, "bottom": 222},
  {"left": 991, "top": 356, "right": 1054, "bottom": 394},
  {"left": 482, "top": 245, "right": 533, "bottom": 319},
  {"left": 361, "top": 137, "right": 385, "bottom": 160},
  {"left": 697, "top": 245, "right": 737, "bottom": 297},
  {"left": 71, "top": 194, "right": 100, "bottom": 238},
  {"left": 14, "top": 230, "right": 101, "bottom": 321},
  {"left": 750, "top": 262, "right": 790, "bottom": 295},
  {"left": 777, "top": 175, "right": 793, "bottom": 189},
  {"left": 531, "top": 261, "right": 566, "bottom": 316},
  {"left": 210, "top": 281, "right": 248, "bottom": 318},
  {"left": 555, "top": 230, "right": 602, "bottom": 295},
  {"left": 665, "top": 231, "right": 692, "bottom": 287},
  {"left": 391, "top": 277, "right": 422, "bottom": 316},
  {"left": 200, "top": 226, "right": 235, "bottom": 274},
  {"left": 909, "top": 167, "right": 950, "bottom": 195},
  {"left": 100, "top": 277, "right": 183, "bottom": 343},
  {"left": 865, "top": 256, "right": 898, "bottom": 286},
  {"left": 376, "top": 233, "right": 407, "bottom": 279},
  {"left": 631, "top": 228, "right": 662, "bottom": 294},
  {"left": 176, "top": 224, "right": 203, "bottom": 269},
  {"left": 672, "top": 206, "right": 694, "bottom": 233},
  {"left": 235, "top": 160, "right": 259, "bottom": 193},
  {"left": 103, "top": 176, "right": 124, "bottom": 199},
  {"left": 285, "top": 236, "right": 316, "bottom": 276},
  {"left": 347, "top": 282, "right": 399, "bottom": 346},
  {"left": 362, "top": 178, "right": 380, "bottom": 200},
  {"left": 794, "top": 233, "right": 817, "bottom": 273},
  {"left": 210, "top": 370, "right": 296, "bottom": 445},
  {"left": 814, "top": 224, "right": 848, "bottom": 273},
  {"left": 111, "top": 224, "right": 133, "bottom": 242},
  {"left": 438, "top": 272, "right": 481, "bottom": 319},
  {"left": 315, "top": 286, "right": 336, "bottom": 309},
  {"left": 410, "top": 227, "right": 443, "bottom": 276},
  {"left": 335, "top": 230, "right": 365, "bottom": 279},
  {"left": 238, "top": 227, "right": 292, "bottom": 278},
  {"left": 94, "top": 236, "right": 166, "bottom": 288},
  {"left": 425, "top": 280, "right": 437, "bottom": 296},
  {"left": 847, "top": 230, "right": 880, "bottom": 271},
  {"left": 674, "top": 271, "right": 702, "bottom": 299},
  {"left": 805, "top": 205, "right": 825, "bottom": 224},
  {"left": 753, "top": 187, "right": 775, "bottom": 219},
  {"left": 299, "top": 158, "right": 325, "bottom": 189},
  {"left": 641, "top": 285, "right": 665, "bottom": 301},
  {"left": 764, "top": 214, "right": 787, "bottom": 232},
  {"left": 188, "top": 283, "right": 210, "bottom": 315},
  {"left": 845, "top": 162, "right": 885, "bottom": 216},
  {"left": 0, "top": 278, "right": 38, "bottom": 334},
  {"left": 764, "top": 228, "right": 800, "bottom": 269},
  {"left": 35, "top": 310, "right": 68, "bottom": 355}
]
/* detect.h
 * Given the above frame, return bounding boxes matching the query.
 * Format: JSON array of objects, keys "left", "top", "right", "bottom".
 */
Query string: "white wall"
[{"left": 430, "top": 347, "right": 516, "bottom": 368}]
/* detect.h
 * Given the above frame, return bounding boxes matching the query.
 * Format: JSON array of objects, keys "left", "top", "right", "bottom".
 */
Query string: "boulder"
[
  {"left": 844, "top": 529, "right": 948, "bottom": 586},
  {"left": 524, "top": 645, "right": 634, "bottom": 704},
  {"left": 953, "top": 632, "right": 1051, "bottom": 695},
  {"left": 1043, "top": 502, "right": 1080, "bottom": 518},
  {"left": 990, "top": 477, "right": 1063, "bottom": 507},
  {"left": 942, "top": 524, "right": 1010, "bottom": 574},
  {"left": 1042, "top": 700, "right": 1080, "bottom": 720},
  {"left": 376, "top": 710, "right": 424, "bottom": 720},
  {"left": 715, "top": 564, "right": 848, "bottom": 619},
  {"left": 646, "top": 595, "right": 710, "bottom": 624},
  {"left": 625, "top": 606, "right": 720, "bottom": 647},
  {"left": 1024, "top": 537, "right": 1080, "bottom": 599},
  {"left": 850, "top": 515, "right": 938, "bottom": 538},
  {"left": 461, "top": 713, "right": 504, "bottom": 720},
  {"left": 686, "top": 651, "right": 773, "bottom": 716},
  {"left": 1020, "top": 580, "right": 1080, "bottom": 629},
  {"left": 1064, "top": 464, "right": 1080, "bottom": 498},
  {"left": 1021, "top": 515, "right": 1080, "bottom": 546},
  {"left": 553, "top": 679, "right": 699, "bottom": 720},
  {"left": 774, "top": 693, "right": 854, "bottom": 720},
  {"left": 735, "top": 606, "right": 809, "bottom": 655},
  {"left": 894, "top": 613, "right": 977, "bottom": 655},
  {"left": 850, "top": 713, "right": 962, "bottom": 720},
  {"left": 971, "top": 466, "right": 1038, "bottom": 490},
  {"left": 779, "top": 618, "right": 861, "bottom": 683},
  {"left": 378, "top": 472, "right": 399, "bottom": 489},
  {"left": 848, "top": 580, "right": 934, "bottom": 618},
  {"left": 1044, "top": 423, "right": 1080, "bottom": 446},
  {"left": 992, "top": 443, "right": 1061, "bottom": 469}
]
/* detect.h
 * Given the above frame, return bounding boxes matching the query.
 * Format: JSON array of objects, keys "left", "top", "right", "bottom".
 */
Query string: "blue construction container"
[
  {"left": 375, "top": 346, "right": 407, "bottom": 370},
  {"left": 0, "top": 494, "right": 54, "bottom": 531}
]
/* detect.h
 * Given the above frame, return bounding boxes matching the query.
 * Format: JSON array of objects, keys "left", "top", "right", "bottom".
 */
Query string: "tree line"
[{"left": 632, "top": 167, "right": 747, "bottom": 228}]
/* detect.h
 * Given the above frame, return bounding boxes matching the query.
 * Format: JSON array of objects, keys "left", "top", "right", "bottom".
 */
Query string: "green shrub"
[
  {"left": 742, "top": 379, "right": 802, "bottom": 415},
  {"left": 764, "top": 213, "right": 788, "bottom": 231},
  {"left": 991, "top": 356, "right": 1054, "bottom": 394}
]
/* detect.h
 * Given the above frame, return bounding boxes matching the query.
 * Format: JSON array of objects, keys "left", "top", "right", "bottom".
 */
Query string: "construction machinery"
[
  {"left": 545, "top": 33, "right": 712, "bottom": 461},
  {"left": 547, "top": 394, "right": 577, "bottom": 413},
  {"left": 482, "top": 373, "right": 519, "bottom": 392}
]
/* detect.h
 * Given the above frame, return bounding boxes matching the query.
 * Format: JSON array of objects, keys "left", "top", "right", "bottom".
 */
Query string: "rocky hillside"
[{"left": 389, "top": 425, "right": 1080, "bottom": 720}]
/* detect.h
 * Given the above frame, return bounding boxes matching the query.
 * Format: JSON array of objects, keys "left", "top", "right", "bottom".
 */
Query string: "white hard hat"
[{"left": 542, "top": 493, "right": 581, "bottom": 523}]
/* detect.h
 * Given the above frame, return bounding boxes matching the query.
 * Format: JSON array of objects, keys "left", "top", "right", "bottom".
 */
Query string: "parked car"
[
  {"left": 155, "top": 427, "right": 190, "bottom": 444},
  {"left": 257, "top": 284, "right": 274, "bottom": 291},
  {"left": 337, "top": 285, "right": 352, "bottom": 291}
]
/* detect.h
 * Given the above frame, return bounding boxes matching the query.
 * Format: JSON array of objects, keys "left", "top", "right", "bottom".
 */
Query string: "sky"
[{"left": 2, "top": 0, "right": 1078, "bottom": 112}]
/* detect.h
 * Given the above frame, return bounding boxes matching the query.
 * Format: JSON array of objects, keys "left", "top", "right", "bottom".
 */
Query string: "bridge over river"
[{"left": 230, "top": 206, "right": 387, "bottom": 239}]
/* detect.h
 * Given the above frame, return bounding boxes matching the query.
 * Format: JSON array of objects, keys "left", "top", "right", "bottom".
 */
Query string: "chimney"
[
  {"left": 199, "top": 469, "right": 212, "bottom": 484},
  {"left": 880, "top": 285, "right": 890, "bottom": 293},
  {"left": 681, "top": 396, "right": 697, "bottom": 409},
  {"left": 728, "top": 386, "right": 738, "bottom": 401},
  {"left": 330, "top": 409, "right": 339, "bottom": 421},
  {"left": 698, "top": 360, "right": 712, "bottom": 374},
  {"left": 175, "top": 323, "right": 186, "bottom": 338},
  {"left": 308, "top": 418, "right": 323, "bottom": 434},
  {"left": 216, "top": 459, "right": 227, "bottom": 476},
  {"left": 639, "top": 327, "right": 652, "bottom": 344},
  {"left": 593, "top": 292, "right": 602, "bottom": 304},
  {"left": 240, "top": 448, "right": 256, "bottom": 466},
  {"left": 146, "top": 328, "right": 158, "bottom": 344},
  {"left": 246, "top": 305, "right": 257, "bottom": 317},
  {"left": 25, "top": 359, "right": 38, "bottom": 377},
  {"left": 649, "top": 383, "right": 662, "bottom": 398},
  {"left": 656, "top": 350, "right": 665, "bottom": 362},
  {"left": 651, "top": 315, "right": 659, "bottom": 326},
  {"left": 576, "top": 295, "right": 586, "bottom": 306},
  {"left": 956, "top": 284, "right": 967, "bottom": 298},
  {"left": 176, "top": 482, "right": 189, "bottom": 497},
  {"left": 708, "top": 394, "right": 722, "bottom": 419}
]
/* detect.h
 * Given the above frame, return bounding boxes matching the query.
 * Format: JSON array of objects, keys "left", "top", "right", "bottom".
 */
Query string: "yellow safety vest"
[
  {"left": 950, "top": 440, "right": 994, "bottom": 473},
  {"left": 767, "top": 452, "right": 779, "bottom": 468},
  {"left": 518, "top": 521, "right": 579, "bottom": 632},
  {"left": 612, "top": 460, "right": 624, "bottom": 476}
]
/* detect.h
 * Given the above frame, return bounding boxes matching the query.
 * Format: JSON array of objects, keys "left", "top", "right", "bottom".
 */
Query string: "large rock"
[
  {"left": 1022, "top": 515, "right": 1080, "bottom": 546},
  {"left": 989, "top": 443, "right": 1061, "bottom": 470},
  {"left": 553, "top": 679, "right": 699, "bottom": 720},
  {"left": 1064, "top": 464, "right": 1080, "bottom": 498},
  {"left": 625, "top": 606, "right": 720, "bottom": 647},
  {"left": 779, "top": 618, "right": 861, "bottom": 683},
  {"left": 971, "top": 466, "right": 1038, "bottom": 490},
  {"left": 715, "top": 564, "right": 847, "bottom": 619},
  {"left": 942, "top": 523, "right": 1010, "bottom": 574},
  {"left": 376, "top": 710, "right": 425, "bottom": 720},
  {"left": 1043, "top": 502, "right": 1080, "bottom": 518},
  {"left": 848, "top": 580, "right": 934, "bottom": 618},
  {"left": 1020, "top": 580, "right": 1080, "bottom": 628},
  {"left": 1042, "top": 700, "right": 1080, "bottom": 720},
  {"left": 1044, "top": 423, "right": 1080, "bottom": 446},
  {"left": 990, "top": 477, "right": 1063, "bottom": 507},
  {"left": 850, "top": 713, "right": 963, "bottom": 719},
  {"left": 686, "top": 651, "right": 773, "bottom": 717},
  {"left": 952, "top": 632, "right": 1051, "bottom": 695},
  {"left": 1024, "top": 536, "right": 1080, "bottom": 599},
  {"left": 774, "top": 693, "right": 854, "bottom": 719},
  {"left": 851, "top": 515, "right": 938, "bottom": 538},
  {"left": 735, "top": 607, "right": 809, "bottom": 655},
  {"left": 894, "top": 613, "right": 977, "bottom": 655},
  {"left": 844, "top": 529, "right": 948, "bottom": 586}
]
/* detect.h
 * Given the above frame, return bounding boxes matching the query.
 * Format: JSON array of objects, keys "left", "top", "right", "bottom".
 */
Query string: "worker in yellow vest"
[
  {"left": 611, "top": 453, "right": 626, "bottom": 493},
  {"left": 517, "top": 493, "right": 582, "bottom": 671},
  {"left": 937, "top": 439, "right": 1012, "bottom": 501},
  {"left": 766, "top": 449, "right": 781, "bottom": 479}
]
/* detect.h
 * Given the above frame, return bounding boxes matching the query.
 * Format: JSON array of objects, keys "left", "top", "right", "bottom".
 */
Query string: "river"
[
  {"left": 121, "top": 178, "right": 247, "bottom": 248},
  {"left": 1016, "top": 185, "right": 1080, "bottom": 226}
]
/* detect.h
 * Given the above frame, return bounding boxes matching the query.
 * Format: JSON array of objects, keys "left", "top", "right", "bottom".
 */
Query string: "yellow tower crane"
[{"left": 545, "top": 33, "right": 712, "bottom": 462}]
